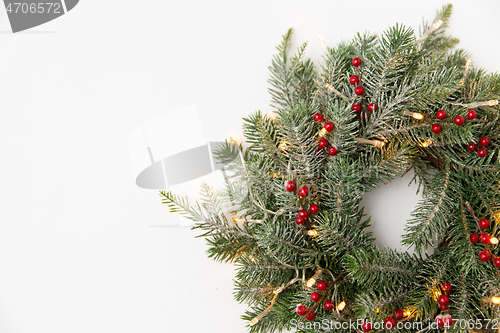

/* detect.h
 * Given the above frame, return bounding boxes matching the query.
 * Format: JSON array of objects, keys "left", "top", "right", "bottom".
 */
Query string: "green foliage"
[{"left": 162, "top": 4, "right": 500, "bottom": 332}]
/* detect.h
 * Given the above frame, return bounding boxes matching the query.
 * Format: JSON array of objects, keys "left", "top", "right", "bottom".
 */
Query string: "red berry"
[
  {"left": 313, "top": 113, "right": 323, "bottom": 122},
  {"left": 443, "top": 314, "right": 453, "bottom": 327},
  {"left": 435, "top": 314, "right": 444, "bottom": 327},
  {"left": 349, "top": 75, "right": 359, "bottom": 85},
  {"left": 352, "top": 57, "right": 362, "bottom": 67},
  {"left": 467, "top": 110, "right": 477, "bottom": 120},
  {"left": 480, "top": 233, "right": 491, "bottom": 244},
  {"left": 298, "top": 186, "right": 309, "bottom": 197},
  {"left": 351, "top": 103, "right": 361, "bottom": 113},
  {"left": 352, "top": 103, "right": 362, "bottom": 113},
  {"left": 311, "top": 292, "right": 320, "bottom": 302},
  {"left": 385, "top": 317, "right": 396, "bottom": 329},
  {"left": 436, "top": 110, "right": 447, "bottom": 120},
  {"left": 295, "top": 217, "right": 305, "bottom": 225},
  {"left": 479, "top": 137, "right": 490, "bottom": 146},
  {"left": 439, "top": 303, "right": 449, "bottom": 311},
  {"left": 438, "top": 294, "right": 449, "bottom": 306},
  {"left": 328, "top": 146, "right": 338, "bottom": 156},
  {"left": 309, "top": 204, "right": 319, "bottom": 214},
  {"left": 305, "top": 311, "right": 315, "bottom": 321},
  {"left": 478, "top": 148, "right": 488, "bottom": 157},
  {"left": 479, "top": 250, "right": 492, "bottom": 262},
  {"left": 296, "top": 304, "right": 307, "bottom": 316},
  {"left": 368, "top": 103, "right": 377, "bottom": 112},
  {"left": 479, "top": 218, "right": 490, "bottom": 229},
  {"left": 298, "top": 209, "right": 309, "bottom": 220},
  {"left": 466, "top": 142, "right": 477, "bottom": 152},
  {"left": 431, "top": 124, "right": 442, "bottom": 134},
  {"left": 324, "top": 300, "right": 334, "bottom": 311},
  {"left": 393, "top": 309, "right": 404, "bottom": 320},
  {"left": 454, "top": 115, "right": 465, "bottom": 125},
  {"left": 285, "top": 181, "right": 296, "bottom": 192},
  {"left": 354, "top": 86, "right": 364, "bottom": 95},
  {"left": 317, "top": 280, "right": 327, "bottom": 291},
  {"left": 470, "top": 233, "right": 479, "bottom": 243},
  {"left": 318, "top": 139, "right": 328, "bottom": 149},
  {"left": 361, "top": 321, "right": 372, "bottom": 332},
  {"left": 441, "top": 282, "right": 452, "bottom": 293},
  {"left": 324, "top": 122, "right": 335, "bottom": 132},
  {"left": 494, "top": 257, "right": 500, "bottom": 267}
]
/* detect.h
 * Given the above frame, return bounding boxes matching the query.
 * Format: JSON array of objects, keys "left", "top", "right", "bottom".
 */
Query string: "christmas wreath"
[{"left": 161, "top": 5, "right": 500, "bottom": 332}]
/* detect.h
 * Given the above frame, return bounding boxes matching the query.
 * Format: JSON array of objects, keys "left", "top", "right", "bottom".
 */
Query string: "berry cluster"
[
  {"left": 469, "top": 215, "right": 500, "bottom": 266},
  {"left": 313, "top": 112, "right": 339, "bottom": 156},
  {"left": 350, "top": 57, "right": 377, "bottom": 120},
  {"left": 466, "top": 136, "right": 490, "bottom": 158},
  {"left": 435, "top": 284, "right": 453, "bottom": 329},
  {"left": 360, "top": 309, "right": 405, "bottom": 331},
  {"left": 431, "top": 109, "right": 477, "bottom": 134},
  {"left": 296, "top": 280, "right": 334, "bottom": 321},
  {"left": 285, "top": 181, "right": 320, "bottom": 225},
  {"left": 431, "top": 109, "right": 491, "bottom": 157}
]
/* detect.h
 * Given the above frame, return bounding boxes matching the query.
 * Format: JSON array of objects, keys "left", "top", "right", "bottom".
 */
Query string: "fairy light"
[
  {"left": 417, "top": 19, "right": 443, "bottom": 44},
  {"left": 307, "top": 229, "right": 319, "bottom": 238},
  {"left": 319, "top": 128, "right": 328, "bottom": 137},
  {"left": 273, "top": 172, "right": 278, "bottom": 178},
  {"left": 460, "top": 59, "right": 473, "bottom": 84},
  {"left": 432, "top": 289, "right": 441, "bottom": 300},
  {"left": 404, "top": 310, "right": 412, "bottom": 317},
  {"left": 402, "top": 109, "right": 424, "bottom": 120},
  {"left": 337, "top": 301, "right": 346, "bottom": 311},
  {"left": 420, "top": 139, "right": 433, "bottom": 147},
  {"left": 268, "top": 111, "right": 277, "bottom": 121},
  {"left": 249, "top": 284, "right": 285, "bottom": 326},
  {"left": 318, "top": 33, "right": 328, "bottom": 53},
  {"left": 492, "top": 297, "right": 500, "bottom": 304},
  {"left": 355, "top": 138, "right": 385, "bottom": 148},
  {"left": 490, "top": 237, "right": 499, "bottom": 245},
  {"left": 279, "top": 141, "right": 288, "bottom": 150},
  {"left": 488, "top": 100, "right": 499, "bottom": 106},
  {"left": 306, "top": 269, "right": 323, "bottom": 288},
  {"left": 248, "top": 255, "right": 257, "bottom": 263}
]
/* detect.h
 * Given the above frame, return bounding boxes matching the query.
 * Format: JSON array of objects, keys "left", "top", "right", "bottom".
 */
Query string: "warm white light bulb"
[
  {"left": 307, "top": 230, "right": 319, "bottom": 237},
  {"left": 490, "top": 237, "right": 499, "bottom": 245},
  {"left": 491, "top": 296, "right": 500, "bottom": 304},
  {"left": 268, "top": 111, "right": 277, "bottom": 120},
  {"left": 337, "top": 301, "right": 346, "bottom": 311}
]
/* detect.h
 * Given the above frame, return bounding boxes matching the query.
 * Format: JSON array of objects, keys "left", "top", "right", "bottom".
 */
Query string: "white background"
[{"left": 0, "top": 1, "right": 499, "bottom": 332}]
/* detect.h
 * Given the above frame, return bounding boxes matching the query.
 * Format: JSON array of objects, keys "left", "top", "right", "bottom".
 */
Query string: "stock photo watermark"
[
  {"left": 290, "top": 318, "right": 500, "bottom": 331},
  {"left": 3, "top": 0, "right": 79, "bottom": 32}
]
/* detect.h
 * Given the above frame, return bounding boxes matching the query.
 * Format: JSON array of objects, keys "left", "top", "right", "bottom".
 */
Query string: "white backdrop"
[{"left": 0, "top": 1, "right": 499, "bottom": 332}]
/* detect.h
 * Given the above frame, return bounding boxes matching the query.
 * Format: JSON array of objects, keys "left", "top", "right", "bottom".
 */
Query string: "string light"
[
  {"left": 490, "top": 237, "right": 499, "bottom": 245},
  {"left": 273, "top": 172, "right": 278, "bottom": 178},
  {"left": 355, "top": 138, "right": 385, "bottom": 148},
  {"left": 307, "top": 229, "right": 319, "bottom": 237},
  {"left": 337, "top": 301, "right": 346, "bottom": 311},
  {"left": 402, "top": 109, "right": 424, "bottom": 120},
  {"left": 319, "top": 128, "right": 328, "bottom": 137},
  {"left": 268, "top": 111, "right": 277, "bottom": 120},
  {"left": 460, "top": 59, "right": 472, "bottom": 85},
  {"left": 279, "top": 141, "right": 288, "bottom": 150},
  {"left": 420, "top": 139, "right": 433, "bottom": 147},
  {"left": 318, "top": 34, "right": 328, "bottom": 53},
  {"left": 306, "top": 269, "right": 323, "bottom": 288},
  {"left": 417, "top": 19, "right": 443, "bottom": 44},
  {"left": 492, "top": 297, "right": 500, "bottom": 304},
  {"left": 404, "top": 310, "right": 412, "bottom": 317}
]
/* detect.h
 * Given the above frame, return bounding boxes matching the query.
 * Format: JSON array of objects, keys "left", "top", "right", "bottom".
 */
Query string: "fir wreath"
[{"left": 161, "top": 5, "right": 500, "bottom": 333}]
